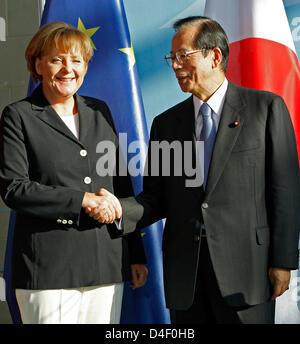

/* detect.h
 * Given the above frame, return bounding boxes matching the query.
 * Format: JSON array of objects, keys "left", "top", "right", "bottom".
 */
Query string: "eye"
[
  {"left": 72, "top": 55, "right": 83, "bottom": 63},
  {"left": 180, "top": 53, "right": 188, "bottom": 60},
  {"left": 51, "top": 58, "right": 62, "bottom": 63}
]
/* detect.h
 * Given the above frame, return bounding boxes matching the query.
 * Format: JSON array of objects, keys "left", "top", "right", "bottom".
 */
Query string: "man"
[{"left": 90, "top": 16, "right": 300, "bottom": 324}]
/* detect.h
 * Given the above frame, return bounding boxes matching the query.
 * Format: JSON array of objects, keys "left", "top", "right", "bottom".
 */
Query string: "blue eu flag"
[{"left": 5, "top": 0, "right": 170, "bottom": 324}]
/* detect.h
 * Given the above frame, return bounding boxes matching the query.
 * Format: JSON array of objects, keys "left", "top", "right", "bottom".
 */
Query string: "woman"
[{"left": 0, "top": 22, "right": 147, "bottom": 324}]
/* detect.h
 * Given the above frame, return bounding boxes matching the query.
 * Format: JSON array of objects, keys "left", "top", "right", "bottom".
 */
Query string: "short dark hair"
[{"left": 173, "top": 16, "right": 229, "bottom": 73}]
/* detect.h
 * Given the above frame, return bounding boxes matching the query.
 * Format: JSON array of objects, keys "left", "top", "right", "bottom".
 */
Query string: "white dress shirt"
[
  {"left": 193, "top": 78, "right": 228, "bottom": 139},
  {"left": 59, "top": 113, "right": 80, "bottom": 139}
]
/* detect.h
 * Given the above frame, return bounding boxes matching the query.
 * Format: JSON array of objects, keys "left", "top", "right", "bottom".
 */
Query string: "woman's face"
[{"left": 35, "top": 45, "right": 87, "bottom": 103}]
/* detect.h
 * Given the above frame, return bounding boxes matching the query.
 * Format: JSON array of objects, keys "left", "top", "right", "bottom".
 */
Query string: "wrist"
[{"left": 82, "top": 192, "right": 94, "bottom": 208}]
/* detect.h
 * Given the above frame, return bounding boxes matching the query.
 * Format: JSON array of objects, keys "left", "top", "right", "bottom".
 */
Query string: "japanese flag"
[{"left": 205, "top": 0, "right": 300, "bottom": 158}]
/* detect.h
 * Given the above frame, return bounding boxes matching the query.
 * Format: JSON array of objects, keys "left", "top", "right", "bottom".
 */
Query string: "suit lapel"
[
  {"left": 205, "top": 82, "right": 247, "bottom": 197},
  {"left": 174, "top": 96, "right": 195, "bottom": 142},
  {"left": 174, "top": 96, "right": 205, "bottom": 201}
]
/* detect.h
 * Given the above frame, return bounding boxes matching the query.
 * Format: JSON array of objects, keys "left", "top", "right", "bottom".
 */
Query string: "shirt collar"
[{"left": 193, "top": 78, "right": 228, "bottom": 119}]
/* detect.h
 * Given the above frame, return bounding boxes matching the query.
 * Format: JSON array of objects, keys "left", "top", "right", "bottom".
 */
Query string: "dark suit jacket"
[
  {"left": 121, "top": 81, "right": 300, "bottom": 310},
  {"left": 0, "top": 85, "right": 145, "bottom": 290}
]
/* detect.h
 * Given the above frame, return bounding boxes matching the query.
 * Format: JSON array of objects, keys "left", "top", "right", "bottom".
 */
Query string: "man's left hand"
[{"left": 130, "top": 264, "right": 148, "bottom": 290}]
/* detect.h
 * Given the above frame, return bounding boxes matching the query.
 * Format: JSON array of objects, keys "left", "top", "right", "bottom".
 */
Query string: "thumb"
[{"left": 97, "top": 188, "right": 111, "bottom": 196}]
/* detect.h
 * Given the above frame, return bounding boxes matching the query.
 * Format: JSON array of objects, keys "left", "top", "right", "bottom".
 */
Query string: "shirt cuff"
[{"left": 114, "top": 217, "right": 123, "bottom": 231}]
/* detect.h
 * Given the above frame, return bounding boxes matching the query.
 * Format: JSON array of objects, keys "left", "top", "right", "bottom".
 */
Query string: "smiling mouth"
[
  {"left": 56, "top": 77, "right": 76, "bottom": 82},
  {"left": 177, "top": 75, "right": 189, "bottom": 81}
]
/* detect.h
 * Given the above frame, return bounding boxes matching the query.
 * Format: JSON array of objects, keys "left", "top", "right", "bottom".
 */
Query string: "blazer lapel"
[
  {"left": 205, "top": 82, "right": 247, "bottom": 197},
  {"left": 31, "top": 85, "right": 84, "bottom": 146},
  {"left": 76, "top": 94, "right": 94, "bottom": 144}
]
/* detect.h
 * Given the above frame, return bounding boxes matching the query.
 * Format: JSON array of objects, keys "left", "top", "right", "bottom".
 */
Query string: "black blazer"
[
  {"left": 0, "top": 85, "right": 145, "bottom": 290},
  {"left": 121, "top": 81, "right": 300, "bottom": 310}
]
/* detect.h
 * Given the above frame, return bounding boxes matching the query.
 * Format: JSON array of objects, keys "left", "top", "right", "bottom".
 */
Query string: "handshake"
[
  {"left": 83, "top": 188, "right": 149, "bottom": 289},
  {"left": 82, "top": 188, "right": 122, "bottom": 224}
]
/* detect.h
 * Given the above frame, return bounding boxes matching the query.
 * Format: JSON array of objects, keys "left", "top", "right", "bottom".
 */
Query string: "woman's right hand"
[{"left": 82, "top": 190, "right": 122, "bottom": 223}]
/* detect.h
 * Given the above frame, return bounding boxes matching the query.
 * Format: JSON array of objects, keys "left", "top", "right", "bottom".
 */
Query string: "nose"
[
  {"left": 62, "top": 59, "right": 73, "bottom": 72},
  {"left": 172, "top": 58, "right": 181, "bottom": 71}
]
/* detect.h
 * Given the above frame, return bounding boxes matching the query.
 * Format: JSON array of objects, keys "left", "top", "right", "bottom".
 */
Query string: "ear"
[
  {"left": 83, "top": 63, "right": 88, "bottom": 77},
  {"left": 35, "top": 57, "right": 42, "bottom": 76},
  {"left": 211, "top": 47, "right": 223, "bottom": 70}
]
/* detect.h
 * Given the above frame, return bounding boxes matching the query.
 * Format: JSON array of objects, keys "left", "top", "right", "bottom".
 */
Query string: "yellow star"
[
  {"left": 119, "top": 41, "right": 136, "bottom": 70},
  {"left": 77, "top": 17, "right": 100, "bottom": 50}
]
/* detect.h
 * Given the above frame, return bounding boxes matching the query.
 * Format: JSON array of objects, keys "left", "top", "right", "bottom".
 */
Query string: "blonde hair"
[{"left": 25, "top": 21, "right": 94, "bottom": 82}]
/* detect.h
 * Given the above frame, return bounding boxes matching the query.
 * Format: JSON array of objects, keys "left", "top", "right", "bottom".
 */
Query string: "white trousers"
[{"left": 15, "top": 283, "right": 124, "bottom": 324}]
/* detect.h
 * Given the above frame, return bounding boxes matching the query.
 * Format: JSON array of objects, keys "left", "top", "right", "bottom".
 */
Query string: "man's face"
[{"left": 171, "top": 25, "right": 213, "bottom": 97}]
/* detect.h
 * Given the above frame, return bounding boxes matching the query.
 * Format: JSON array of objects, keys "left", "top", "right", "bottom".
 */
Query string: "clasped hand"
[{"left": 82, "top": 188, "right": 122, "bottom": 224}]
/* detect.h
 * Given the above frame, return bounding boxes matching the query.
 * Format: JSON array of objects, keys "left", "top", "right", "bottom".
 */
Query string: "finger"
[
  {"left": 130, "top": 279, "right": 140, "bottom": 290},
  {"left": 130, "top": 269, "right": 139, "bottom": 290},
  {"left": 133, "top": 277, "right": 146, "bottom": 288},
  {"left": 94, "top": 200, "right": 115, "bottom": 222},
  {"left": 87, "top": 207, "right": 99, "bottom": 217},
  {"left": 89, "top": 207, "right": 109, "bottom": 222},
  {"left": 88, "top": 210, "right": 98, "bottom": 218},
  {"left": 130, "top": 267, "right": 148, "bottom": 289},
  {"left": 105, "top": 212, "right": 114, "bottom": 223},
  {"left": 87, "top": 207, "right": 100, "bottom": 216},
  {"left": 109, "top": 197, "right": 122, "bottom": 219},
  {"left": 92, "top": 212, "right": 104, "bottom": 221},
  {"left": 278, "top": 283, "right": 289, "bottom": 297},
  {"left": 137, "top": 271, "right": 147, "bottom": 287},
  {"left": 100, "top": 208, "right": 115, "bottom": 223},
  {"left": 114, "top": 200, "right": 122, "bottom": 219},
  {"left": 130, "top": 281, "right": 137, "bottom": 290},
  {"left": 104, "top": 202, "right": 116, "bottom": 223},
  {"left": 271, "top": 283, "right": 284, "bottom": 300},
  {"left": 98, "top": 192, "right": 122, "bottom": 219},
  {"left": 100, "top": 211, "right": 111, "bottom": 223}
]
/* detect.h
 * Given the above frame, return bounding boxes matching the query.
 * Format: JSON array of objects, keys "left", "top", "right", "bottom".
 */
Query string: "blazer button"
[
  {"left": 202, "top": 202, "right": 209, "bottom": 209},
  {"left": 62, "top": 219, "right": 67, "bottom": 224},
  {"left": 84, "top": 177, "right": 92, "bottom": 184},
  {"left": 68, "top": 220, "right": 73, "bottom": 225},
  {"left": 80, "top": 149, "right": 87, "bottom": 157},
  {"left": 57, "top": 219, "right": 62, "bottom": 223}
]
